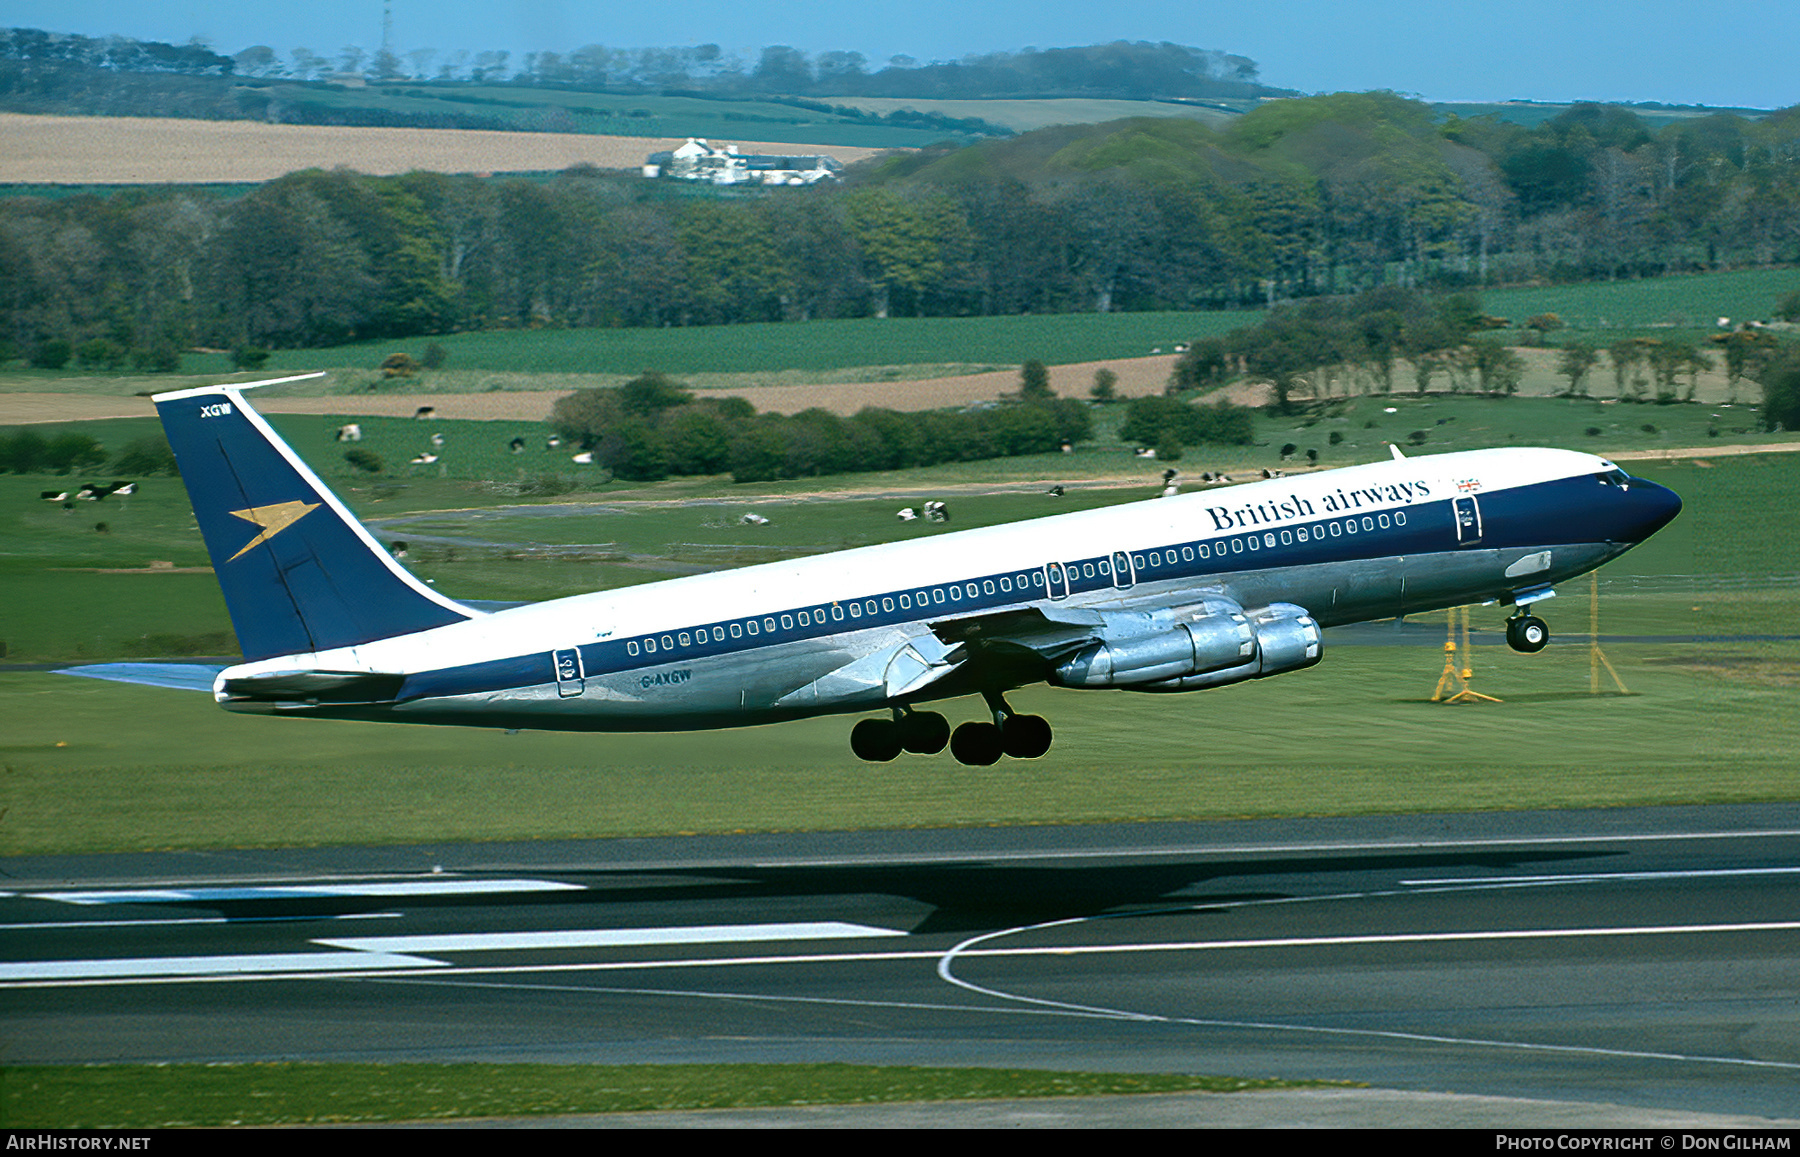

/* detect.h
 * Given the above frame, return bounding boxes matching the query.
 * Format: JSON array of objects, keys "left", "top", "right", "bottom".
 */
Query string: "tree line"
[
  {"left": 549, "top": 370, "right": 1095, "bottom": 484},
  {"left": 3, "top": 92, "right": 1799, "bottom": 361},
  {"left": 0, "top": 29, "right": 1274, "bottom": 99},
  {"left": 0, "top": 30, "right": 1274, "bottom": 126}
]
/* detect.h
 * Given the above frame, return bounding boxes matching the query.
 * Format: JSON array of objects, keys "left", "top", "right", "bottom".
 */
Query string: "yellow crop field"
[{"left": 0, "top": 113, "right": 887, "bottom": 184}]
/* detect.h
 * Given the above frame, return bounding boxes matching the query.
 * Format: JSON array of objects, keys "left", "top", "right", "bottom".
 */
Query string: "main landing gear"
[
  {"left": 850, "top": 693, "right": 1053, "bottom": 765},
  {"left": 1505, "top": 613, "right": 1549, "bottom": 653}
]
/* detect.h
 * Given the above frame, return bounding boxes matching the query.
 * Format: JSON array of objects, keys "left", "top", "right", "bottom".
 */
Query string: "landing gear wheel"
[
  {"left": 950, "top": 721, "right": 1004, "bottom": 766},
  {"left": 1507, "top": 614, "right": 1549, "bottom": 654},
  {"left": 850, "top": 717, "right": 902, "bottom": 762},
  {"left": 898, "top": 710, "right": 950, "bottom": 755},
  {"left": 1001, "top": 714, "right": 1053, "bottom": 759}
]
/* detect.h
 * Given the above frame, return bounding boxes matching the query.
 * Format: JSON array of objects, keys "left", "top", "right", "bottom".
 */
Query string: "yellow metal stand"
[
  {"left": 1588, "top": 572, "right": 1629, "bottom": 695},
  {"left": 1433, "top": 605, "right": 1502, "bottom": 704}
]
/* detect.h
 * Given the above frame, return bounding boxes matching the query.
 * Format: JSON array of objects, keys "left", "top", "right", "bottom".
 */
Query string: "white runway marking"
[
  {"left": 36, "top": 879, "right": 585, "bottom": 904},
  {"left": 0, "top": 951, "right": 444, "bottom": 982},
  {"left": 6, "top": 912, "right": 403, "bottom": 932},
  {"left": 1402, "top": 866, "right": 1800, "bottom": 887},
  {"left": 954, "top": 919, "right": 1800, "bottom": 958},
  {"left": 315, "top": 921, "right": 905, "bottom": 955}
]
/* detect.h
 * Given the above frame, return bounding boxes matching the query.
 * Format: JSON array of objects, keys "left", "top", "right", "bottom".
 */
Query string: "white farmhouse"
[{"left": 644, "top": 139, "right": 842, "bottom": 186}]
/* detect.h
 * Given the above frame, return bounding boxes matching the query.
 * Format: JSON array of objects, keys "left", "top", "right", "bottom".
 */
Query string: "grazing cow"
[
  {"left": 509, "top": 437, "right": 526, "bottom": 454},
  {"left": 335, "top": 424, "right": 362, "bottom": 442},
  {"left": 409, "top": 453, "right": 438, "bottom": 465},
  {"left": 547, "top": 435, "right": 563, "bottom": 449},
  {"left": 571, "top": 452, "right": 594, "bottom": 465},
  {"left": 1045, "top": 485, "right": 1064, "bottom": 497},
  {"left": 897, "top": 507, "right": 918, "bottom": 522},
  {"left": 923, "top": 500, "right": 950, "bottom": 523},
  {"left": 413, "top": 406, "right": 436, "bottom": 420},
  {"left": 40, "top": 490, "right": 69, "bottom": 502},
  {"left": 429, "top": 433, "right": 446, "bottom": 448},
  {"left": 739, "top": 512, "right": 769, "bottom": 526}
]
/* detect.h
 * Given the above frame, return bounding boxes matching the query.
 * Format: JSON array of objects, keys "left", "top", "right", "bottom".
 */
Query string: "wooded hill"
[{"left": 1, "top": 91, "right": 1796, "bottom": 361}]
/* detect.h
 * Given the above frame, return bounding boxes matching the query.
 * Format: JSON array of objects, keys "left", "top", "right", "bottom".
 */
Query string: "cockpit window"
[{"left": 1594, "top": 469, "right": 1632, "bottom": 489}]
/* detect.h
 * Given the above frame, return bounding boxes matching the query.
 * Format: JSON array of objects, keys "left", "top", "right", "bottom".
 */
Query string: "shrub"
[
  {"left": 113, "top": 436, "right": 180, "bottom": 476},
  {"left": 30, "top": 339, "right": 72, "bottom": 370},
  {"left": 130, "top": 344, "right": 181, "bottom": 372},
  {"left": 344, "top": 448, "right": 385, "bottom": 474},
  {"left": 76, "top": 338, "right": 127, "bottom": 370}
]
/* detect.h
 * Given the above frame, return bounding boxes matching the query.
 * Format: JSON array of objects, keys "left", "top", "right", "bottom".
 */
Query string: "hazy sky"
[{"left": 11, "top": 0, "right": 1798, "bottom": 110}]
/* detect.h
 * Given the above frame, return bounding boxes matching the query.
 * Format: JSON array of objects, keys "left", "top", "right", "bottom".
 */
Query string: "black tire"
[
  {"left": 850, "top": 717, "right": 902, "bottom": 762},
  {"left": 1002, "top": 714, "right": 1053, "bottom": 759},
  {"left": 1507, "top": 615, "right": 1549, "bottom": 654},
  {"left": 950, "top": 721, "right": 1003, "bottom": 766},
  {"left": 898, "top": 711, "right": 950, "bottom": 755}
]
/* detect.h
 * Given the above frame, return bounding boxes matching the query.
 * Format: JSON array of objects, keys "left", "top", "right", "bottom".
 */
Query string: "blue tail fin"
[{"left": 154, "top": 377, "right": 472, "bottom": 662}]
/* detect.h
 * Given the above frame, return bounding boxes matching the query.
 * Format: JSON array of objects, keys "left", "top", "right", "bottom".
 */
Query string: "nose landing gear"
[{"left": 1506, "top": 613, "right": 1549, "bottom": 653}]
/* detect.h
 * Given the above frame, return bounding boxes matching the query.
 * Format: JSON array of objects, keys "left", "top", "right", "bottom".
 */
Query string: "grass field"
[
  {"left": 1485, "top": 268, "right": 1800, "bottom": 339},
  {"left": 2, "top": 1062, "right": 1323, "bottom": 1127},
  {"left": 198, "top": 310, "right": 1249, "bottom": 379},
  {"left": 0, "top": 112, "right": 893, "bottom": 187}
]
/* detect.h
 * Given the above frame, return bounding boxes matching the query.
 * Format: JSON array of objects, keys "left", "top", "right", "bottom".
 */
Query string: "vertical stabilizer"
[{"left": 153, "top": 379, "right": 472, "bottom": 661}]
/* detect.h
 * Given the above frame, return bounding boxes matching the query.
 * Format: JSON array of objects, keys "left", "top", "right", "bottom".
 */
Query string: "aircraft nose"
[{"left": 1627, "top": 478, "right": 1682, "bottom": 542}]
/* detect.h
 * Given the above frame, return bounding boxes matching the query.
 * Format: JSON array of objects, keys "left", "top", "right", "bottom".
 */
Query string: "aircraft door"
[
  {"left": 1111, "top": 550, "right": 1136, "bottom": 590},
  {"left": 1452, "top": 496, "right": 1483, "bottom": 545},
  {"left": 552, "top": 647, "right": 585, "bottom": 697},
  {"left": 1044, "top": 561, "right": 1070, "bottom": 600}
]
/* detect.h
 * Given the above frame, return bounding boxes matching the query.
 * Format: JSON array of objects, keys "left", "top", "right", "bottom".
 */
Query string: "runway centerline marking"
[{"left": 314, "top": 922, "right": 905, "bottom": 954}]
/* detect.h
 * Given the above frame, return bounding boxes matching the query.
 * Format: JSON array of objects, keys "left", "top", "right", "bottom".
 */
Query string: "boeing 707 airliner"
[{"left": 113, "top": 374, "right": 1680, "bottom": 765}]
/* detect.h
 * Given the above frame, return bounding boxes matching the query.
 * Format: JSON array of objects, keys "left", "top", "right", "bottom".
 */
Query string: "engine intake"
[{"left": 1051, "top": 603, "right": 1322, "bottom": 692}]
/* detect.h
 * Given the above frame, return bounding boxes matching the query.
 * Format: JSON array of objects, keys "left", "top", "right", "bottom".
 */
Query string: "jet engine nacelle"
[{"left": 1051, "top": 603, "right": 1322, "bottom": 692}]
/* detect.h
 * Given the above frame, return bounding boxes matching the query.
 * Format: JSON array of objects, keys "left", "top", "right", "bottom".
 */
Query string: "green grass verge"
[
  {"left": 0, "top": 1062, "right": 1330, "bottom": 1127},
  {"left": 6, "top": 636, "right": 1795, "bottom": 855}
]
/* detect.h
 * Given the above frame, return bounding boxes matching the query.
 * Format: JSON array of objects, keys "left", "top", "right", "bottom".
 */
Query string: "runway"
[{"left": 5, "top": 805, "right": 1799, "bottom": 1123}]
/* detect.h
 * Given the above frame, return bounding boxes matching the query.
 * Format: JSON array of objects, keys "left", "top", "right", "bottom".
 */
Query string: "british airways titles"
[{"left": 1205, "top": 478, "right": 1436, "bottom": 532}]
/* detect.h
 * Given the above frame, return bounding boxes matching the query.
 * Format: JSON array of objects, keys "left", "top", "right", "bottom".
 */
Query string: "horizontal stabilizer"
[{"left": 57, "top": 662, "right": 226, "bottom": 692}]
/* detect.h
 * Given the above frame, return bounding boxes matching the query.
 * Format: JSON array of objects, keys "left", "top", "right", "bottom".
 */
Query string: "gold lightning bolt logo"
[{"left": 227, "top": 500, "right": 321, "bottom": 561}]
